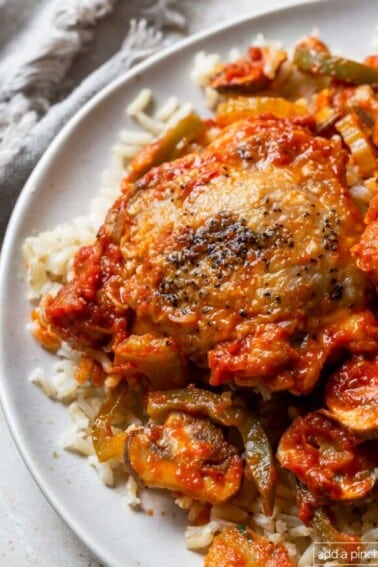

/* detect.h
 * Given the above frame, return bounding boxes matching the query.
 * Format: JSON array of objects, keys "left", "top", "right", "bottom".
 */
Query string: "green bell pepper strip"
[
  {"left": 147, "top": 386, "right": 245, "bottom": 426},
  {"left": 294, "top": 47, "right": 378, "bottom": 86},
  {"left": 127, "top": 113, "right": 205, "bottom": 181},
  {"left": 238, "top": 415, "right": 277, "bottom": 516},
  {"left": 147, "top": 386, "right": 277, "bottom": 515},
  {"left": 91, "top": 382, "right": 130, "bottom": 462}
]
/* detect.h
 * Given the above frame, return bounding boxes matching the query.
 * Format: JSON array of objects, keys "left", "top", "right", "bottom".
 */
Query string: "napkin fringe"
[
  {"left": 0, "top": 0, "right": 186, "bottom": 242},
  {"left": 0, "top": 0, "right": 118, "bottom": 164},
  {"left": 0, "top": 1, "right": 118, "bottom": 103},
  {"left": 0, "top": 0, "right": 185, "bottom": 168}
]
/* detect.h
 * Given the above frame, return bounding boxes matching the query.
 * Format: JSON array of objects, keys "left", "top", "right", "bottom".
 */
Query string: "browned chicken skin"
[{"left": 44, "top": 116, "right": 376, "bottom": 394}]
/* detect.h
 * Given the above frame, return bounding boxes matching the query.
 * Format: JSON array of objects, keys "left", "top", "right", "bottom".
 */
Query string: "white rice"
[
  {"left": 23, "top": 216, "right": 95, "bottom": 300},
  {"left": 185, "top": 520, "right": 233, "bottom": 550},
  {"left": 155, "top": 96, "right": 180, "bottom": 122},
  {"left": 132, "top": 110, "right": 164, "bottom": 136},
  {"left": 118, "top": 128, "right": 155, "bottom": 145},
  {"left": 23, "top": 167, "right": 124, "bottom": 300},
  {"left": 61, "top": 431, "right": 95, "bottom": 458},
  {"left": 88, "top": 455, "right": 118, "bottom": 487},
  {"left": 190, "top": 51, "right": 222, "bottom": 87},
  {"left": 29, "top": 357, "right": 81, "bottom": 401},
  {"left": 126, "top": 88, "right": 153, "bottom": 117},
  {"left": 124, "top": 475, "right": 141, "bottom": 508}
]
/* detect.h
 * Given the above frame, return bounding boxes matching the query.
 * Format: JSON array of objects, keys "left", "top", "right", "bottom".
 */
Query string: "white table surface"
[{"left": 0, "top": 1, "right": 318, "bottom": 565}]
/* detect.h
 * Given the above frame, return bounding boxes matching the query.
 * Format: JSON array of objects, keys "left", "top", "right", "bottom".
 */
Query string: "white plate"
[{"left": 1, "top": 0, "right": 377, "bottom": 565}]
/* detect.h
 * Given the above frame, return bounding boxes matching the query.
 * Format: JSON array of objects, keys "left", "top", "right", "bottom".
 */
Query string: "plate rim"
[{"left": 0, "top": 0, "right": 374, "bottom": 564}]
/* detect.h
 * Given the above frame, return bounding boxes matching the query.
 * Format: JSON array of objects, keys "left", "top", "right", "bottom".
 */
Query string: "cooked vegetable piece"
[
  {"left": 325, "top": 355, "right": 378, "bottom": 434},
  {"left": 237, "top": 415, "right": 277, "bottom": 516},
  {"left": 272, "top": 39, "right": 330, "bottom": 100},
  {"left": 335, "top": 113, "right": 377, "bottom": 177},
  {"left": 204, "top": 525, "right": 295, "bottom": 567},
  {"left": 124, "top": 411, "right": 243, "bottom": 504},
  {"left": 312, "top": 507, "right": 363, "bottom": 566},
  {"left": 313, "top": 83, "right": 378, "bottom": 143},
  {"left": 294, "top": 46, "right": 378, "bottom": 86},
  {"left": 296, "top": 36, "right": 331, "bottom": 56},
  {"left": 113, "top": 333, "right": 188, "bottom": 389},
  {"left": 277, "top": 411, "right": 376, "bottom": 502},
  {"left": 147, "top": 386, "right": 277, "bottom": 514},
  {"left": 147, "top": 386, "right": 244, "bottom": 426},
  {"left": 215, "top": 96, "right": 307, "bottom": 127},
  {"left": 315, "top": 105, "right": 340, "bottom": 133},
  {"left": 208, "top": 46, "right": 286, "bottom": 94},
  {"left": 91, "top": 382, "right": 130, "bottom": 462},
  {"left": 75, "top": 356, "right": 104, "bottom": 386},
  {"left": 127, "top": 113, "right": 204, "bottom": 181},
  {"left": 295, "top": 482, "right": 320, "bottom": 525}
]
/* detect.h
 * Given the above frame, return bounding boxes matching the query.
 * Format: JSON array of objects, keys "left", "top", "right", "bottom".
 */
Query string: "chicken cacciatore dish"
[{"left": 31, "top": 36, "right": 378, "bottom": 566}]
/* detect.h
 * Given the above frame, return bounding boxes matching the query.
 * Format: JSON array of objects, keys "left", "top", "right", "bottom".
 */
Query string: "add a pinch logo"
[{"left": 313, "top": 541, "right": 378, "bottom": 566}]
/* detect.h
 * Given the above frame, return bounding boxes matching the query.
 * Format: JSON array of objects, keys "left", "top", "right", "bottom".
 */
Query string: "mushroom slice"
[
  {"left": 277, "top": 411, "right": 376, "bottom": 503},
  {"left": 124, "top": 411, "right": 243, "bottom": 505},
  {"left": 204, "top": 526, "right": 295, "bottom": 567},
  {"left": 146, "top": 386, "right": 277, "bottom": 515},
  {"left": 208, "top": 46, "right": 287, "bottom": 94},
  {"left": 325, "top": 355, "right": 378, "bottom": 435}
]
